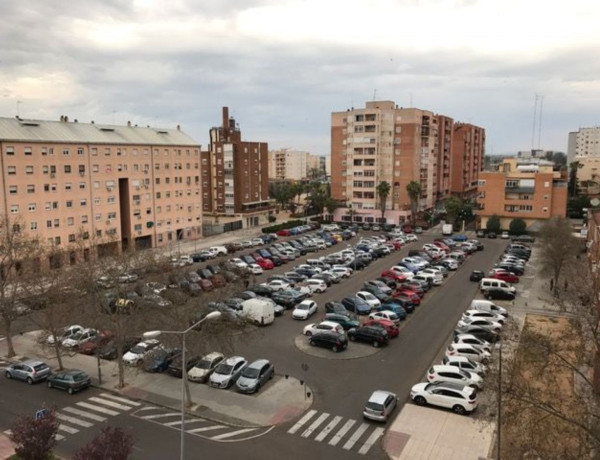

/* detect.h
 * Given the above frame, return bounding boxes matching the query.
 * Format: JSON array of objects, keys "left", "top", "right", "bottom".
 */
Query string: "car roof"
[
  {"left": 21, "top": 359, "right": 47, "bottom": 367},
  {"left": 247, "top": 358, "right": 270, "bottom": 369},
  {"left": 368, "top": 390, "right": 396, "bottom": 404},
  {"left": 428, "top": 381, "right": 473, "bottom": 392},
  {"left": 224, "top": 356, "right": 245, "bottom": 364}
]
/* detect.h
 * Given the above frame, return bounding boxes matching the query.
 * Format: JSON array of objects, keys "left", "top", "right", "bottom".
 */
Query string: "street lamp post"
[{"left": 143, "top": 311, "right": 221, "bottom": 460}]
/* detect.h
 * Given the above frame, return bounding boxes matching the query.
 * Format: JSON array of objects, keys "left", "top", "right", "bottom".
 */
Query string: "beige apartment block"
[
  {"left": 0, "top": 116, "right": 202, "bottom": 267},
  {"left": 331, "top": 100, "right": 485, "bottom": 225},
  {"left": 476, "top": 157, "right": 567, "bottom": 230},
  {"left": 268, "top": 149, "right": 326, "bottom": 181}
]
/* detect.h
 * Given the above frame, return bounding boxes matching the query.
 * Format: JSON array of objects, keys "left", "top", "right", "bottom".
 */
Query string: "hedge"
[{"left": 262, "top": 219, "right": 306, "bottom": 234}]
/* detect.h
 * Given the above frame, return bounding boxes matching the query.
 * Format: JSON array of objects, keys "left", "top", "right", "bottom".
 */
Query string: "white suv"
[
  {"left": 442, "top": 356, "right": 487, "bottom": 376},
  {"left": 411, "top": 381, "right": 478, "bottom": 415},
  {"left": 427, "top": 365, "right": 483, "bottom": 389},
  {"left": 208, "top": 246, "right": 228, "bottom": 256}
]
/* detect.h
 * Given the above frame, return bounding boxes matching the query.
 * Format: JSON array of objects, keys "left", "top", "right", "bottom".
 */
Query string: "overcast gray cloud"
[{"left": 1, "top": 0, "right": 599, "bottom": 155}]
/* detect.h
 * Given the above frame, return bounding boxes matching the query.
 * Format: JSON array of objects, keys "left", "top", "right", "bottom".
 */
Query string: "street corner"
[
  {"left": 294, "top": 334, "right": 381, "bottom": 360},
  {"left": 382, "top": 430, "right": 411, "bottom": 459},
  {"left": 268, "top": 404, "right": 309, "bottom": 425},
  {"left": 115, "top": 384, "right": 150, "bottom": 401}
]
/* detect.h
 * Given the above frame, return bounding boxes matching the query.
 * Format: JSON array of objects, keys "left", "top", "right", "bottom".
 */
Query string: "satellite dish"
[{"left": 591, "top": 198, "right": 600, "bottom": 207}]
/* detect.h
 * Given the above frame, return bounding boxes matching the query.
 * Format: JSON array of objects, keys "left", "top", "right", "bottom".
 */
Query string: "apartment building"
[
  {"left": 476, "top": 157, "right": 567, "bottom": 230},
  {"left": 201, "top": 107, "right": 270, "bottom": 229},
  {"left": 0, "top": 116, "right": 202, "bottom": 266},
  {"left": 451, "top": 123, "right": 485, "bottom": 197},
  {"left": 567, "top": 127, "right": 600, "bottom": 186},
  {"left": 331, "top": 100, "right": 485, "bottom": 225},
  {"left": 268, "top": 149, "right": 326, "bottom": 181}
]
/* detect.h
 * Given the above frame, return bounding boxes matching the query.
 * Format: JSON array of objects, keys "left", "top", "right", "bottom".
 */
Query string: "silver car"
[
  {"left": 235, "top": 359, "right": 275, "bottom": 394},
  {"left": 5, "top": 360, "right": 51, "bottom": 384}
]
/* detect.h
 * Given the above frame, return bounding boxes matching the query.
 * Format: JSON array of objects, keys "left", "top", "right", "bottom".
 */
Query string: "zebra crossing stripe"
[
  {"left": 186, "top": 425, "right": 226, "bottom": 434},
  {"left": 55, "top": 434, "right": 65, "bottom": 441},
  {"left": 98, "top": 393, "right": 142, "bottom": 406},
  {"left": 135, "top": 406, "right": 157, "bottom": 412},
  {"left": 88, "top": 397, "right": 133, "bottom": 411},
  {"left": 62, "top": 406, "right": 106, "bottom": 422},
  {"left": 56, "top": 413, "right": 93, "bottom": 428},
  {"left": 3, "top": 430, "right": 11, "bottom": 436},
  {"left": 314, "top": 415, "right": 342, "bottom": 442},
  {"left": 76, "top": 402, "right": 119, "bottom": 416},
  {"left": 342, "top": 423, "right": 369, "bottom": 450},
  {"left": 210, "top": 428, "right": 258, "bottom": 440},
  {"left": 301, "top": 413, "right": 330, "bottom": 438},
  {"left": 164, "top": 418, "right": 205, "bottom": 427},
  {"left": 287, "top": 409, "right": 317, "bottom": 434},
  {"left": 358, "top": 427, "right": 385, "bottom": 455},
  {"left": 141, "top": 412, "right": 180, "bottom": 420},
  {"left": 328, "top": 419, "right": 356, "bottom": 446},
  {"left": 58, "top": 424, "right": 79, "bottom": 435}
]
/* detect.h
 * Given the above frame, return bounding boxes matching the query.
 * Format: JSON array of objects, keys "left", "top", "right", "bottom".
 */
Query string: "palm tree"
[
  {"left": 406, "top": 181, "right": 421, "bottom": 226},
  {"left": 376, "top": 181, "right": 391, "bottom": 223}
]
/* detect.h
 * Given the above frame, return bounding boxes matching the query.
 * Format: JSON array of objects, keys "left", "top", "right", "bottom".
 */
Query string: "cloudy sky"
[{"left": 2, "top": 0, "right": 599, "bottom": 156}]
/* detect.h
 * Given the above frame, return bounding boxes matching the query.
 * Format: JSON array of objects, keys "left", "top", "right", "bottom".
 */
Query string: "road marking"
[
  {"left": 3, "top": 430, "right": 11, "bottom": 436},
  {"left": 358, "top": 427, "right": 385, "bottom": 455},
  {"left": 186, "top": 425, "right": 226, "bottom": 433},
  {"left": 88, "top": 397, "right": 133, "bottom": 411},
  {"left": 62, "top": 406, "right": 106, "bottom": 422},
  {"left": 164, "top": 418, "right": 205, "bottom": 427},
  {"left": 301, "top": 412, "right": 329, "bottom": 438},
  {"left": 98, "top": 393, "right": 142, "bottom": 406},
  {"left": 135, "top": 406, "right": 157, "bottom": 412},
  {"left": 343, "top": 423, "right": 369, "bottom": 450},
  {"left": 287, "top": 409, "right": 317, "bottom": 434},
  {"left": 55, "top": 434, "right": 65, "bottom": 441},
  {"left": 58, "top": 424, "right": 79, "bottom": 435},
  {"left": 56, "top": 413, "right": 93, "bottom": 428},
  {"left": 76, "top": 402, "right": 119, "bottom": 416},
  {"left": 328, "top": 419, "right": 356, "bottom": 446},
  {"left": 314, "top": 415, "right": 342, "bottom": 442},
  {"left": 140, "top": 412, "right": 181, "bottom": 420},
  {"left": 211, "top": 428, "right": 258, "bottom": 440}
]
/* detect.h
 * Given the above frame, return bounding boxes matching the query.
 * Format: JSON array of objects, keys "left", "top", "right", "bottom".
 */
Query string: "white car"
[
  {"left": 248, "top": 264, "right": 263, "bottom": 275},
  {"left": 208, "top": 246, "right": 228, "bottom": 256},
  {"left": 411, "top": 381, "right": 478, "bottom": 415},
  {"left": 462, "top": 310, "right": 505, "bottom": 325},
  {"left": 46, "top": 325, "right": 84, "bottom": 345},
  {"left": 303, "top": 321, "right": 344, "bottom": 336},
  {"left": 330, "top": 266, "right": 352, "bottom": 278},
  {"left": 122, "top": 339, "right": 161, "bottom": 366},
  {"left": 187, "top": 352, "right": 225, "bottom": 383},
  {"left": 427, "top": 364, "right": 483, "bottom": 389},
  {"left": 229, "top": 258, "right": 248, "bottom": 269},
  {"left": 440, "top": 258, "right": 459, "bottom": 270},
  {"left": 470, "top": 300, "right": 508, "bottom": 317},
  {"left": 356, "top": 291, "right": 381, "bottom": 309},
  {"left": 500, "top": 231, "right": 510, "bottom": 239},
  {"left": 251, "top": 238, "right": 264, "bottom": 246},
  {"left": 446, "top": 343, "right": 491, "bottom": 364},
  {"left": 292, "top": 300, "right": 318, "bottom": 320},
  {"left": 265, "top": 280, "right": 290, "bottom": 292},
  {"left": 368, "top": 310, "right": 400, "bottom": 325},
  {"left": 389, "top": 266, "right": 415, "bottom": 280},
  {"left": 405, "top": 234, "right": 418, "bottom": 242},
  {"left": 416, "top": 270, "right": 443, "bottom": 286},
  {"left": 453, "top": 334, "right": 492, "bottom": 352},
  {"left": 62, "top": 328, "right": 97, "bottom": 349},
  {"left": 179, "top": 255, "right": 194, "bottom": 266},
  {"left": 208, "top": 356, "right": 248, "bottom": 389},
  {"left": 402, "top": 257, "right": 428, "bottom": 270},
  {"left": 297, "top": 264, "right": 322, "bottom": 274},
  {"left": 456, "top": 317, "right": 502, "bottom": 333},
  {"left": 442, "top": 355, "right": 487, "bottom": 376},
  {"left": 241, "top": 240, "right": 254, "bottom": 248},
  {"left": 305, "top": 279, "right": 327, "bottom": 293}
]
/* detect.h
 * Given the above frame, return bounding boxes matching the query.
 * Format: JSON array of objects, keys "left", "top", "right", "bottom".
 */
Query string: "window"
[
  {"left": 80, "top": 199, "right": 87, "bottom": 206},
  {"left": 53, "top": 219, "right": 60, "bottom": 228},
  {"left": 7, "top": 166, "right": 16, "bottom": 175},
  {"left": 92, "top": 164, "right": 99, "bottom": 173},
  {"left": 25, "top": 165, "right": 33, "bottom": 174},
  {"left": 69, "top": 234, "right": 76, "bottom": 242},
  {"left": 79, "top": 182, "right": 86, "bottom": 189},
  {"left": 81, "top": 215, "right": 89, "bottom": 224},
  {"left": 5, "top": 146, "right": 14, "bottom": 155},
  {"left": 46, "top": 220, "right": 52, "bottom": 228},
  {"left": 42, "top": 166, "right": 49, "bottom": 174},
  {"left": 77, "top": 147, "right": 84, "bottom": 155},
  {"left": 28, "top": 203, "right": 36, "bottom": 212},
  {"left": 9, "top": 186, "right": 17, "bottom": 194},
  {"left": 63, "top": 148, "right": 70, "bottom": 156},
  {"left": 10, "top": 205, "right": 18, "bottom": 214},
  {"left": 107, "top": 196, "right": 115, "bottom": 204},
  {"left": 67, "top": 217, "right": 74, "bottom": 226},
  {"left": 26, "top": 184, "right": 35, "bottom": 194},
  {"left": 79, "top": 165, "right": 85, "bottom": 174},
  {"left": 94, "top": 197, "right": 100, "bottom": 205},
  {"left": 30, "top": 222, "right": 37, "bottom": 231},
  {"left": 65, "top": 183, "right": 72, "bottom": 191},
  {"left": 66, "top": 200, "right": 73, "bottom": 208},
  {"left": 95, "top": 213, "right": 101, "bottom": 221}
]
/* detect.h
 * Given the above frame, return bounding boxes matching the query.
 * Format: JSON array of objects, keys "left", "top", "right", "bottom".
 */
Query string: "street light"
[{"left": 143, "top": 310, "right": 221, "bottom": 460}]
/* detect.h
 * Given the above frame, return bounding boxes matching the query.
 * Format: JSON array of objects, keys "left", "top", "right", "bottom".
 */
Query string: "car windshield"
[
  {"left": 72, "top": 372, "right": 87, "bottom": 381},
  {"left": 365, "top": 401, "right": 383, "bottom": 411},
  {"left": 196, "top": 359, "right": 213, "bottom": 370},
  {"left": 130, "top": 345, "right": 146, "bottom": 354},
  {"left": 215, "top": 363, "right": 233, "bottom": 375},
  {"left": 34, "top": 364, "right": 48, "bottom": 372},
  {"left": 298, "top": 304, "right": 309, "bottom": 310},
  {"left": 242, "top": 367, "right": 260, "bottom": 378},
  {"left": 70, "top": 332, "right": 84, "bottom": 340}
]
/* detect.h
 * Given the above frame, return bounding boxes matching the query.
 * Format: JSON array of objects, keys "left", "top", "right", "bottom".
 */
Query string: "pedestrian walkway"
[{"left": 286, "top": 409, "right": 385, "bottom": 455}]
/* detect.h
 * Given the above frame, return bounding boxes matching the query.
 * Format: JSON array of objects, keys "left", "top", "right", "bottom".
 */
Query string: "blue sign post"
[{"left": 34, "top": 409, "right": 48, "bottom": 421}]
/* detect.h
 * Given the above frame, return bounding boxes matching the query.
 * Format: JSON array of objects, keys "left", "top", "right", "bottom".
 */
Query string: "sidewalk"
[{"left": 0, "top": 332, "right": 311, "bottom": 428}]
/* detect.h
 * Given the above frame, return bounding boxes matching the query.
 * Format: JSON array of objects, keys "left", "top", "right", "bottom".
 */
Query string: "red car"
[
  {"left": 381, "top": 270, "right": 407, "bottom": 283},
  {"left": 492, "top": 272, "right": 519, "bottom": 283},
  {"left": 389, "top": 240, "right": 402, "bottom": 250},
  {"left": 255, "top": 257, "right": 274, "bottom": 270},
  {"left": 397, "top": 283, "right": 425, "bottom": 298},
  {"left": 79, "top": 330, "right": 115, "bottom": 355},
  {"left": 363, "top": 319, "right": 399, "bottom": 338},
  {"left": 394, "top": 290, "right": 421, "bottom": 305},
  {"left": 276, "top": 229, "right": 291, "bottom": 236},
  {"left": 432, "top": 241, "right": 450, "bottom": 253}
]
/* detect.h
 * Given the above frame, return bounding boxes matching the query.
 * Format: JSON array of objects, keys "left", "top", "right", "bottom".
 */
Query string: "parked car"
[
  {"left": 5, "top": 360, "right": 51, "bottom": 384},
  {"left": 410, "top": 381, "right": 478, "bottom": 415},
  {"left": 166, "top": 355, "right": 201, "bottom": 378},
  {"left": 209, "top": 356, "right": 248, "bottom": 389},
  {"left": 187, "top": 352, "right": 225, "bottom": 383},
  {"left": 46, "top": 325, "right": 84, "bottom": 345},
  {"left": 446, "top": 343, "right": 491, "bottom": 364},
  {"left": 427, "top": 365, "right": 483, "bottom": 389},
  {"left": 484, "top": 287, "right": 516, "bottom": 301},
  {"left": 292, "top": 300, "right": 318, "bottom": 320},
  {"left": 47, "top": 369, "right": 91, "bottom": 394},
  {"left": 122, "top": 339, "right": 161, "bottom": 366},
  {"left": 79, "top": 330, "right": 115, "bottom": 355},
  {"left": 348, "top": 326, "right": 389, "bottom": 347},
  {"left": 363, "top": 318, "right": 399, "bottom": 338},
  {"left": 469, "top": 270, "right": 485, "bottom": 282},
  {"left": 235, "top": 359, "right": 275, "bottom": 394},
  {"left": 62, "top": 328, "right": 98, "bottom": 349},
  {"left": 143, "top": 348, "right": 180, "bottom": 373},
  {"left": 356, "top": 291, "right": 382, "bottom": 309},
  {"left": 363, "top": 390, "right": 398, "bottom": 422},
  {"left": 341, "top": 295, "right": 372, "bottom": 315},
  {"left": 442, "top": 355, "right": 487, "bottom": 376},
  {"left": 98, "top": 336, "right": 141, "bottom": 360},
  {"left": 324, "top": 301, "right": 351, "bottom": 316},
  {"left": 324, "top": 313, "right": 359, "bottom": 330},
  {"left": 453, "top": 334, "right": 492, "bottom": 352},
  {"left": 308, "top": 331, "right": 348, "bottom": 352},
  {"left": 303, "top": 321, "right": 344, "bottom": 336},
  {"left": 368, "top": 310, "right": 401, "bottom": 326}
]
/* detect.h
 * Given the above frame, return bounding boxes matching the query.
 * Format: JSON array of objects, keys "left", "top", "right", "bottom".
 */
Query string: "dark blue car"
[
  {"left": 398, "top": 261, "right": 419, "bottom": 274},
  {"left": 143, "top": 348, "right": 180, "bottom": 373},
  {"left": 341, "top": 295, "right": 372, "bottom": 315},
  {"left": 376, "top": 303, "right": 408, "bottom": 320},
  {"left": 452, "top": 234, "right": 468, "bottom": 242}
]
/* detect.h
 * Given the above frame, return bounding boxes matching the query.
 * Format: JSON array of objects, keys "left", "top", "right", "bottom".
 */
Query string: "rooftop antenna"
[
  {"left": 373, "top": 89, "right": 377, "bottom": 100},
  {"left": 537, "top": 95, "right": 544, "bottom": 149},
  {"left": 16, "top": 100, "right": 22, "bottom": 117},
  {"left": 531, "top": 94, "right": 539, "bottom": 150}
]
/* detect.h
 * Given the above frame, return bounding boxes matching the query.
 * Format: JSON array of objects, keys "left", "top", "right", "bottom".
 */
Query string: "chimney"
[
  {"left": 222, "top": 107, "right": 229, "bottom": 128},
  {"left": 177, "top": 124, "right": 180, "bottom": 131},
  {"left": 127, "top": 121, "right": 131, "bottom": 127},
  {"left": 64, "top": 115, "right": 69, "bottom": 122}
]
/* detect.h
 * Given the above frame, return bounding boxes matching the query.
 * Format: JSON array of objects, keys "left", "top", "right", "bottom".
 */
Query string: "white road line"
[
  {"left": 62, "top": 406, "right": 106, "bottom": 422},
  {"left": 186, "top": 425, "right": 226, "bottom": 434},
  {"left": 135, "top": 406, "right": 157, "bottom": 412},
  {"left": 164, "top": 419, "right": 205, "bottom": 427},
  {"left": 76, "top": 402, "right": 119, "bottom": 416},
  {"left": 358, "top": 427, "right": 385, "bottom": 455},
  {"left": 88, "top": 397, "right": 133, "bottom": 411},
  {"left": 301, "top": 412, "right": 330, "bottom": 438},
  {"left": 56, "top": 413, "right": 93, "bottom": 428},
  {"left": 210, "top": 428, "right": 258, "bottom": 440},
  {"left": 140, "top": 412, "right": 181, "bottom": 420},
  {"left": 315, "top": 415, "right": 342, "bottom": 442},
  {"left": 287, "top": 409, "right": 317, "bottom": 434},
  {"left": 328, "top": 419, "right": 356, "bottom": 446},
  {"left": 343, "top": 423, "right": 369, "bottom": 450},
  {"left": 55, "top": 434, "right": 65, "bottom": 441},
  {"left": 58, "top": 424, "right": 79, "bottom": 435},
  {"left": 3, "top": 430, "right": 11, "bottom": 436},
  {"left": 98, "top": 393, "right": 142, "bottom": 406}
]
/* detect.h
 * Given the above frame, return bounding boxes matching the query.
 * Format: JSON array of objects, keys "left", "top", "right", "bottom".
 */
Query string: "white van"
[
  {"left": 241, "top": 298, "right": 275, "bottom": 326},
  {"left": 469, "top": 300, "right": 508, "bottom": 317},
  {"left": 322, "top": 224, "right": 340, "bottom": 232},
  {"left": 479, "top": 278, "right": 516, "bottom": 293}
]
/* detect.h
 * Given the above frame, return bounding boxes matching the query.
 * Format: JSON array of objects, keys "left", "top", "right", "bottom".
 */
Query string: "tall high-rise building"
[
  {"left": 0, "top": 116, "right": 202, "bottom": 266},
  {"left": 267, "top": 149, "right": 326, "bottom": 181},
  {"left": 451, "top": 123, "right": 486, "bottom": 197},
  {"left": 201, "top": 107, "right": 270, "bottom": 229},
  {"left": 568, "top": 127, "right": 600, "bottom": 186},
  {"left": 330, "top": 101, "right": 485, "bottom": 225}
]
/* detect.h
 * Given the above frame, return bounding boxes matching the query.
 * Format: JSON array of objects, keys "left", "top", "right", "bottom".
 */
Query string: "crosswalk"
[
  {"left": 287, "top": 410, "right": 384, "bottom": 455},
  {"left": 3, "top": 393, "right": 142, "bottom": 442},
  {"left": 130, "top": 405, "right": 272, "bottom": 442}
]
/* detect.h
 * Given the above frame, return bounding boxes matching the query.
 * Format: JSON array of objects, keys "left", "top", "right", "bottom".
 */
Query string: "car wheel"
[
  {"left": 68, "top": 387, "right": 74, "bottom": 395},
  {"left": 305, "top": 331, "right": 312, "bottom": 337},
  {"left": 47, "top": 381, "right": 52, "bottom": 388},
  {"left": 332, "top": 345, "right": 339, "bottom": 352},
  {"left": 349, "top": 335, "right": 356, "bottom": 342},
  {"left": 414, "top": 396, "right": 426, "bottom": 406},
  {"left": 5, "top": 371, "right": 11, "bottom": 379},
  {"left": 26, "top": 377, "right": 33, "bottom": 385},
  {"left": 309, "top": 340, "right": 316, "bottom": 346},
  {"left": 373, "top": 341, "right": 380, "bottom": 348},
  {"left": 452, "top": 404, "right": 466, "bottom": 415}
]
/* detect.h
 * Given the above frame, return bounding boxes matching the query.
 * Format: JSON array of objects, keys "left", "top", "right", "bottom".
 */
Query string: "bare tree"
[{"left": 538, "top": 217, "right": 580, "bottom": 291}]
